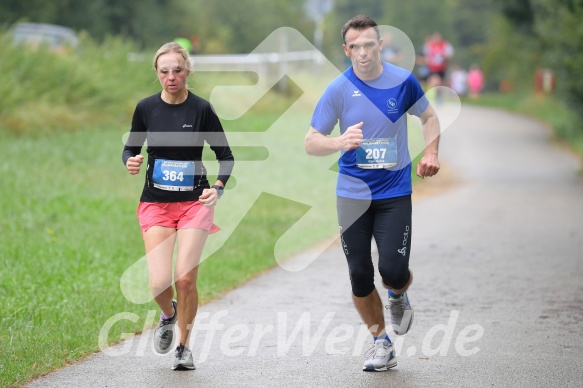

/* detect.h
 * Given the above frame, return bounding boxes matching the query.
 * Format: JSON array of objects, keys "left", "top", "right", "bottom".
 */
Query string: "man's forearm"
[
  {"left": 305, "top": 129, "right": 342, "bottom": 156},
  {"left": 421, "top": 109, "right": 440, "bottom": 156}
]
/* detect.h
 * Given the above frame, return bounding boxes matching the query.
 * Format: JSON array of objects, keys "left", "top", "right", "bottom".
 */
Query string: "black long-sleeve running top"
[{"left": 122, "top": 91, "right": 234, "bottom": 202}]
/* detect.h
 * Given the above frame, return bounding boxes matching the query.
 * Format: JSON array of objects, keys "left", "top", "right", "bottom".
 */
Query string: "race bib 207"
[{"left": 356, "top": 138, "right": 397, "bottom": 169}]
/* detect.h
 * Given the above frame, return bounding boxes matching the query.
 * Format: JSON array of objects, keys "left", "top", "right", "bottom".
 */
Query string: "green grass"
[{"left": 0, "top": 127, "right": 144, "bottom": 385}]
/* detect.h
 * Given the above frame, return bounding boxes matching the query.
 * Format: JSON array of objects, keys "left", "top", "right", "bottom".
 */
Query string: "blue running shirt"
[{"left": 311, "top": 62, "right": 428, "bottom": 200}]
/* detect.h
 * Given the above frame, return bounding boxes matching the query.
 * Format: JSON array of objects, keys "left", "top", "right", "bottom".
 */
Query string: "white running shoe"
[
  {"left": 153, "top": 300, "right": 177, "bottom": 354},
  {"left": 362, "top": 339, "right": 397, "bottom": 372},
  {"left": 387, "top": 291, "right": 414, "bottom": 335},
  {"left": 172, "top": 344, "right": 196, "bottom": 370}
]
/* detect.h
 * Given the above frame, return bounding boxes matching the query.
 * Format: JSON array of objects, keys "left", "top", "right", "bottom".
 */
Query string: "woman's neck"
[{"left": 161, "top": 89, "right": 188, "bottom": 104}]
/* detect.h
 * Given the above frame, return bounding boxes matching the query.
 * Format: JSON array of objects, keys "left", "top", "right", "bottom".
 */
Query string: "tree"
[
  {"left": 490, "top": 0, "right": 583, "bottom": 127},
  {"left": 496, "top": 0, "right": 535, "bottom": 32},
  {"left": 532, "top": 0, "right": 583, "bottom": 118}
]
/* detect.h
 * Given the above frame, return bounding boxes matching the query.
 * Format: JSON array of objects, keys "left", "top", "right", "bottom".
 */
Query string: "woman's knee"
[
  {"left": 174, "top": 275, "right": 198, "bottom": 295},
  {"left": 149, "top": 275, "right": 172, "bottom": 297}
]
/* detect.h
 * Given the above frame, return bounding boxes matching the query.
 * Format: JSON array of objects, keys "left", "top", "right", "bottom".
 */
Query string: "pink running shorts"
[{"left": 137, "top": 201, "right": 220, "bottom": 235}]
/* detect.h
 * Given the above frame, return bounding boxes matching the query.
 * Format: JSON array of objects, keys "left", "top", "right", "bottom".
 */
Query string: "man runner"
[{"left": 305, "top": 15, "right": 441, "bottom": 371}]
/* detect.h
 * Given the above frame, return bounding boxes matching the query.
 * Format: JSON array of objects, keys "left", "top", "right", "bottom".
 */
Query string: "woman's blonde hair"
[{"left": 152, "top": 42, "right": 192, "bottom": 71}]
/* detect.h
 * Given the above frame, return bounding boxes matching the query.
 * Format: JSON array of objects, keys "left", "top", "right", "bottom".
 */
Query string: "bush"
[{"left": 0, "top": 30, "right": 156, "bottom": 135}]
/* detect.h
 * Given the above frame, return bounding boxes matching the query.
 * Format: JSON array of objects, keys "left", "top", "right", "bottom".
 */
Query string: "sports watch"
[{"left": 211, "top": 185, "right": 224, "bottom": 198}]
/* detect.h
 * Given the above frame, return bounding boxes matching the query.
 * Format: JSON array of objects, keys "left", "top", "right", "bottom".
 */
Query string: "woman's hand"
[
  {"left": 199, "top": 188, "right": 219, "bottom": 208},
  {"left": 126, "top": 155, "right": 144, "bottom": 175}
]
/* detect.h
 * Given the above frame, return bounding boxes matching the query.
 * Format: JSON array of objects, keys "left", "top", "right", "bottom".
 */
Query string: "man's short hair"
[{"left": 341, "top": 15, "right": 380, "bottom": 44}]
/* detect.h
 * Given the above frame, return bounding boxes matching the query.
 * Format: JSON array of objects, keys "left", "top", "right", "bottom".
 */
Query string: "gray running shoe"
[
  {"left": 386, "top": 291, "right": 414, "bottom": 335},
  {"left": 153, "top": 300, "right": 177, "bottom": 354},
  {"left": 362, "top": 339, "right": 397, "bottom": 371},
  {"left": 172, "top": 344, "right": 196, "bottom": 370}
]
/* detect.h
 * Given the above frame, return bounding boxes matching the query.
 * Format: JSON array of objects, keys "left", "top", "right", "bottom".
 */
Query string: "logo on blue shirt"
[{"left": 387, "top": 98, "right": 398, "bottom": 113}]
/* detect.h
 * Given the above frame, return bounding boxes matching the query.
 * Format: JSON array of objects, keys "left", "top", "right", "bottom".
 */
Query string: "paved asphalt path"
[{"left": 27, "top": 105, "right": 583, "bottom": 387}]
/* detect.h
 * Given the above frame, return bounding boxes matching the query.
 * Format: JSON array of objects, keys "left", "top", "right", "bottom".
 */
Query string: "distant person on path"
[
  {"left": 305, "top": 15, "right": 441, "bottom": 372},
  {"left": 423, "top": 32, "right": 454, "bottom": 84},
  {"left": 449, "top": 64, "right": 468, "bottom": 97},
  {"left": 122, "top": 42, "right": 234, "bottom": 370},
  {"left": 467, "top": 63, "right": 485, "bottom": 99}
]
